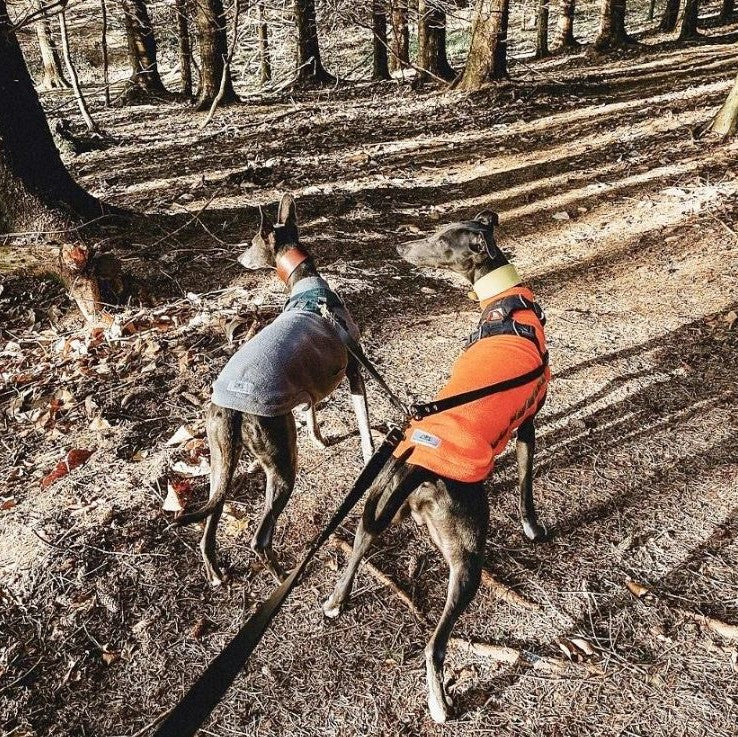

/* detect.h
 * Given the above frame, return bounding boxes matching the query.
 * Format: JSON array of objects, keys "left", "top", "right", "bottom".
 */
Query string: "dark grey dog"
[
  {"left": 323, "top": 211, "right": 549, "bottom": 723},
  {"left": 176, "top": 194, "right": 374, "bottom": 584}
]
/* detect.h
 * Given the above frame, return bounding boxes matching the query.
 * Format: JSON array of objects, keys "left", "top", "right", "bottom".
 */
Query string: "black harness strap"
[
  {"left": 153, "top": 427, "right": 405, "bottom": 737},
  {"left": 466, "top": 294, "right": 546, "bottom": 353}
]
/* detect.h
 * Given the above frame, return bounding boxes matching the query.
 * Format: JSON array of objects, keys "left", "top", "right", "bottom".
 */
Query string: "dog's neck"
[
  {"left": 470, "top": 258, "right": 522, "bottom": 305},
  {"left": 275, "top": 245, "right": 319, "bottom": 290}
]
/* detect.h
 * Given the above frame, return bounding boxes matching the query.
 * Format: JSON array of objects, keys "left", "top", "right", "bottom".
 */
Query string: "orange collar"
[{"left": 275, "top": 247, "right": 310, "bottom": 284}]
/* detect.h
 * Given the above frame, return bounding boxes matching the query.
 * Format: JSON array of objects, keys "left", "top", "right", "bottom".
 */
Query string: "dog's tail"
[
  {"left": 362, "top": 448, "right": 416, "bottom": 535},
  {"left": 175, "top": 490, "right": 227, "bottom": 526}
]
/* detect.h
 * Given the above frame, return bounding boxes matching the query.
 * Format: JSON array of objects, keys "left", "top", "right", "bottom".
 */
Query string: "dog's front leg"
[
  {"left": 347, "top": 361, "right": 374, "bottom": 464},
  {"left": 516, "top": 417, "right": 546, "bottom": 542}
]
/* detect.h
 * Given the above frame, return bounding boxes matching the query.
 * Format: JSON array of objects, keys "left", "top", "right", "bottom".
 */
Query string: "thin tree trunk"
[
  {"left": 121, "top": 0, "right": 168, "bottom": 95},
  {"left": 719, "top": 0, "right": 734, "bottom": 22},
  {"left": 703, "top": 73, "right": 738, "bottom": 139},
  {"left": 554, "top": 0, "right": 579, "bottom": 48},
  {"left": 647, "top": 0, "right": 656, "bottom": 20},
  {"left": 458, "top": 0, "right": 510, "bottom": 91},
  {"left": 33, "top": 0, "right": 70, "bottom": 90},
  {"left": 58, "top": 10, "right": 101, "bottom": 135},
  {"left": 175, "top": 0, "right": 193, "bottom": 95},
  {"left": 293, "top": 0, "right": 334, "bottom": 85},
  {"left": 200, "top": 0, "right": 239, "bottom": 127},
  {"left": 678, "top": 0, "right": 699, "bottom": 38},
  {"left": 257, "top": 1, "right": 271, "bottom": 85},
  {"left": 101, "top": 0, "right": 110, "bottom": 105},
  {"left": 389, "top": 0, "right": 409, "bottom": 71},
  {"left": 659, "top": 0, "right": 679, "bottom": 31},
  {"left": 194, "top": 0, "right": 237, "bottom": 109},
  {"left": 418, "top": 0, "right": 455, "bottom": 81},
  {"left": 372, "top": 0, "right": 390, "bottom": 80},
  {"left": 535, "top": 0, "right": 549, "bottom": 57},
  {"left": 594, "top": 0, "right": 630, "bottom": 50}
]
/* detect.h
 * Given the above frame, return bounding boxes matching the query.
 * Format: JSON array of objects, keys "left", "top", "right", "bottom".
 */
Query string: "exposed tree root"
[{"left": 481, "top": 569, "right": 543, "bottom": 612}]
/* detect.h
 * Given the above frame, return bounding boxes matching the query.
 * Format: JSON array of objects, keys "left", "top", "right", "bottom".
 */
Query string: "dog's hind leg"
[
  {"left": 516, "top": 417, "right": 546, "bottom": 542},
  {"left": 347, "top": 360, "right": 374, "bottom": 464},
  {"left": 200, "top": 404, "right": 243, "bottom": 586},
  {"left": 420, "top": 480, "right": 487, "bottom": 723},
  {"left": 303, "top": 403, "right": 328, "bottom": 450},
  {"left": 322, "top": 465, "right": 425, "bottom": 618},
  {"left": 246, "top": 414, "right": 297, "bottom": 582}
]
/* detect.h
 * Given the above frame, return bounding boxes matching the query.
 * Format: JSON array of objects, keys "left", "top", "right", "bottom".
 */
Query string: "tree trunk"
[
  {"left": 1, "top": 0, "right": 99, "bottom": 232},
  {"left": 594, "top": 0, "right": 630, "bottom": 50},
  {"left": 257, "top": 1, "right": 271, "bottom": 85},
  {"left": 554, "top": 0, "right": 579, "bottom": 49},
  {"left": 719, "top": 0, "right": 734, "bottom": 22},
  {"left": 293, "top": 0, "right": 334, "bottom": 85},
  {"left": 457, "top": 0, "right": 510, "bottom": 91},
  {"left": 372, "top": 0, "right": 390, "bottom": 80},
  {"left": 647, "top": 0, "right": 656, "bottom": 20},
  {"left": 33, "top": 0, "right": 70, "bottom": 90},
  {"left": 389, "top": 0, "right": 409, "bottom": 72},
  {"left": 678, "top": 0, "right": 699, "bottom": 38},
  {"left": 101, "top": 0, "right": 111, "bottom": 105},
  {"left": 417, "top": 0, "right": 455, "bottom": 81},
  {"left": 121, "top": 0, "right": 168, "bottom": 95},
  {"left": 58, "top": 11, "right": 101, "bottom": 135},
  {"left": 704, "top": 74, "right": 738, "bottom": 139},
  {"left": 175, "top": 0, "right": 193, "bottom": 96},
  {"left": 194, "top": 0, "right": 237, "bottom": 109},
  {"left": 659, "top": 0, "right": 679, "bottom": 31},
  {"left": 535, "top": 0, "right": 549, "bottom": 58}
]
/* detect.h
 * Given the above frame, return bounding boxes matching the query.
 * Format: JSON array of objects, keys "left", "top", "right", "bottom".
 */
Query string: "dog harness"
[
  {"left": 211, "top": 277, "right": 359, "bottom": 417},
  {"left": 393, "top": 276, "right": 549, "bottom": 483}
]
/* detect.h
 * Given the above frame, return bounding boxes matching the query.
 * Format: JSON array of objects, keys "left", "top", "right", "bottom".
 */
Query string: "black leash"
[{"left": 153, "top": 426, "right": 403, "bottom": 737}]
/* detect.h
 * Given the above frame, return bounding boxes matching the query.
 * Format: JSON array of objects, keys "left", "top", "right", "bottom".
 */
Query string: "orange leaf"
[{"left": 41, "top": 449, "right": 95, "bottom": 489}]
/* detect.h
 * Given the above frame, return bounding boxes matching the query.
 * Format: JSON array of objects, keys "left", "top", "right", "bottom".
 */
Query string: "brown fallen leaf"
[
  {"left": 41, "top": 449, "right": 95, "bottom": 489},
  {"left": 101, "top": 649, "right": 120, "bottom": 666},
  {"left": 162, "top": 479, "right": 192, "bottom": 512},
  {"left": 1, "top": 495, "right": 17, "bottom": 511},
  {"left": 625, "top": 578, "right": 651, "bottom": 599}
]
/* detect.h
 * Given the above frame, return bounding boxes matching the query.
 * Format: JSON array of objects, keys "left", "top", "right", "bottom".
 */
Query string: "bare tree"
[
  {"left": 703, "top": 74, "right": 738, "bottom": 139},
  {"left": 194, "top": 0, "right": 237, "bottom": 109},
  {"left": 33, "top": 0, "right": 70, "bottom": 90},
  {"left": 554, "top": 0, "right": 579, "bottom": 49},
  {"left": 535, "top": 0, "right": 549, "bottom": 57},
  {"left": 389, "top": 0, "right": 409, "bottom": 71},
  {"left": 121, "top": 0, "right": 169, "bottom": 96},
  {"left": 175, "top": 0, "right": 193, "bottom": 96},
  {"left": 678, "top": 0, "right": 699, "bottom": 38},
  {"left": 659, "top": 0, "right": 679, "bottom": 31},
  {"left": 101, "top": 0, "right": 111, "bottom": 105},
  {"left": 418, "top": 0, "right": 455, "bottom": 81},
  {"left": 293, "top": 0, "right": 334, "bottom": 84},
  {"left": 372, "top": 0, "right": 390, "bottom": 80},
  {"left": 719, "top": 0, "right": 734, "bottom": 22},
  {"left": 594, "top": 0, "right": 631, "bottom": 50},
  {"left": 457, "top": 0, "right": 510, "bottom": 91},
  {"left": 258, "top": 0, "right": 271, "bottom": 85}
]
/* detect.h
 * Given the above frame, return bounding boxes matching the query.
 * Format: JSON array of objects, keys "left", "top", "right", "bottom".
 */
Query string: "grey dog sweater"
[{"left": 211, "top": 277, "right": 359, "bottom": 416}]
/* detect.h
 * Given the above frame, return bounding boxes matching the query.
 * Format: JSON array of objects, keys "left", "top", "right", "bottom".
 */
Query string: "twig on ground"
[
  {"left": 481, "top": 569, "right": 543, "bottom": 612},
  {"left": 448, "top": 637, "right": 570, "bottom": 672}
]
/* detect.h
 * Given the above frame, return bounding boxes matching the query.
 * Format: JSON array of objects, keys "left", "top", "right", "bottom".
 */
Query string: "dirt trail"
[{"left": 2, "top": 31, "right": 738, "bottom": 737}]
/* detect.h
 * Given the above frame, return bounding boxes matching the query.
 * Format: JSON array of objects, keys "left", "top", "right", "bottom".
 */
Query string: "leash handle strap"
[
  {"left": 152, "top": 426, "right": 405, "bottom": 737},
  {"left": 410, "top": 355, "right": 548, "bottom": 421}
]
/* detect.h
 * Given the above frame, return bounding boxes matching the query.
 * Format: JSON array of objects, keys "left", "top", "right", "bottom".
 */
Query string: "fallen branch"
[
  {"left": 481, "top": 569, "right": 543, "bottom": 613},
  {"left": 329, "top": 536, "right": 427, "bottom": 621},
  {"left": 449, "top": 637, "right": 569, "bottom": 672}
]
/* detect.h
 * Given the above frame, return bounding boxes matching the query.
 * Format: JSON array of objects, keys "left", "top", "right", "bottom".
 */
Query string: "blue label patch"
[{"left": 411, "top": 429, "right": 442, "bottom": 449}]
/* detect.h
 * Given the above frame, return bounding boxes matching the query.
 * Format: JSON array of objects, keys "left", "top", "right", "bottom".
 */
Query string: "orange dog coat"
[{"left": 393, "top": 285, "right": 549, "bottom": 483}]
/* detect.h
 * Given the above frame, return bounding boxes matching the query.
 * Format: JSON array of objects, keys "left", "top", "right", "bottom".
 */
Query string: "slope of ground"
[{"left": 2, "top": 27, "right": 738, "bottom": 737}]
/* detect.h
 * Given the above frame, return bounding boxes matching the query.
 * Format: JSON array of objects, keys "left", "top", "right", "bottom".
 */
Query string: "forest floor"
[{"left": 2, "top": 26, "right": 738, "bottom": 737}]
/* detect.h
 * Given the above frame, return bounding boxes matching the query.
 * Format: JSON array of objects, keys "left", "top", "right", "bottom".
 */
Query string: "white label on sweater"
[{"left": 411, "top": 429, "right": 441, "bottom": 449}]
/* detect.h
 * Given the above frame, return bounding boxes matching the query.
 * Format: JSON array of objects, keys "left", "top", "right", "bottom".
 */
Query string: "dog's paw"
[
  {"left": 322, "top": 597, "right": 342, "bottom": 619},
  {"left": 523, "top": 519, "right": 548, "bottom": 543},
  {"left": 427, "top": 691, "right": 450, "bottom": 724}
]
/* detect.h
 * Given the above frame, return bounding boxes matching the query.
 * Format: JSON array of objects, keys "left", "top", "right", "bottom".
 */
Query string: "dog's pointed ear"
[
  {"left": 258, "top": 205, "right": 274, "bottom": 238},
  {"left": 474, "top": 210, "right": 499, "bottom": 228},
  {"left": 276, "top": 193, "right": 298, "bottom": 230}
]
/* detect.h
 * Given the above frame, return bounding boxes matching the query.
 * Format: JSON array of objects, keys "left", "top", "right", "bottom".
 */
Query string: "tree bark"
[
  {"left": 678, "top": 0, "right": 699, "bottom": 38},
  {"left": 659, "top": 0, "right": 679, "bottom": 31},
  {"left": 58, "top": 10, "right": 101, "bottom": 134},
  {"left": 535, "top": 0, "right": 549, "bottom": 58},
  {"left": 194, "top": 0, "right": 237, "bottom": 109},
  {"left": 372, "top": 0, "right": 390, "bottom": 80},
  {"left": 33, "top": 0, "right": 70, "bottom": 90},
  {"left": 704, "top": 74, "right": 738, "bottom": 139},
  {"left": 457, "top": 0, "right": 510, "bottom": 91},
  {"left": 594, "top": 0, "right": 631, "bottom": 50},
  {"left": 257, "top": 1, "right": 271, "bottom": 85},
  {"left": 121, "top": 0, "right": 168, "bottom": 95},
  {"left": 175, "top": 0, "right": 193, "bottom": 96},
  {"left": 719, "top": 0, "right": 734, "bottom": 22},
  {"left": 293, "top": 0, "right": 334, "bottom": 85},
  {"left": 554, "top": 0, "right": 579, "bottom": 49},
  {"left": 417, "top": 0, "right": 455, "bottom": 81},
  {"left": 101, "top": 0, "right": 111, "bottom": 105},
  {"left": 389, "top": 0, "right": 409, "bottom": 72},
  {"left": 647, "top": 0, "right": 656, "bottom": 20}
]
